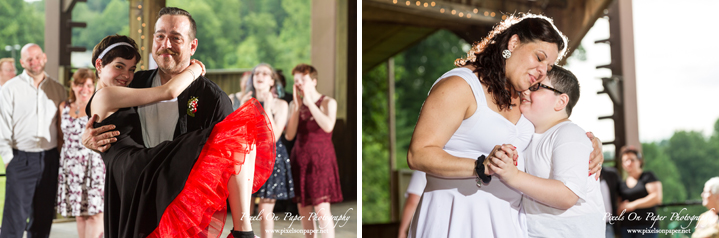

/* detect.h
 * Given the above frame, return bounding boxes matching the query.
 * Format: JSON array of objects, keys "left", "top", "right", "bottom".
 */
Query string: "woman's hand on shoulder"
[{"left": 586, "top": 131, "right": 604, "bottom": 180}]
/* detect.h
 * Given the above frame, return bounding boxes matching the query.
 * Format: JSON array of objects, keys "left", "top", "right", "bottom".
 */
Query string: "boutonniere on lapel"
[{"left": 187, "top": 96, "right": 199, "bottom": 117}]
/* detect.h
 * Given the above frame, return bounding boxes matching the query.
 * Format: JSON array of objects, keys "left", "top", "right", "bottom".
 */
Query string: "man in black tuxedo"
[
  {"left": 600, "top": 166, "right": 622, "bottom": 238},
  {"left": 81, "top": 7, "right": 256, "bottom": 238}
]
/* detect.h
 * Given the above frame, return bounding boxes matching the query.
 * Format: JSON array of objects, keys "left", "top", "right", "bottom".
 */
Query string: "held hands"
[
  {"left": 587, "top": 132, "right": 604, "bottom": 180},
  {"left": 81, "top": 114, "right": 119, "bottom": 153},
  {"left": 486, "top": 144, "right": 519, "bottom": 181}
]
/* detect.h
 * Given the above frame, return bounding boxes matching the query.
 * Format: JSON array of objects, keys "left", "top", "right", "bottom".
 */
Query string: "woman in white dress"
[{"left": 406, "top": 13, "right": 605, "bottom": 238}]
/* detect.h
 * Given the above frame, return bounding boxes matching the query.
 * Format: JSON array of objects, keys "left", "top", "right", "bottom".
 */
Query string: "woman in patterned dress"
[
  {"left": 56, "top": 68, "right": 105, "bottom": 238},
  {"left": 285, "top": 64, "right": 343, "bottom": 238},
  {"left": 242, "top": 63, "right": 294, "bottom": 238}
]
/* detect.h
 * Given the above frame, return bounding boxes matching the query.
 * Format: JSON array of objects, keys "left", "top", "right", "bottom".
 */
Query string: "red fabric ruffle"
[{"left": 148, "top": 99, "right": 276, "bottom": 238}]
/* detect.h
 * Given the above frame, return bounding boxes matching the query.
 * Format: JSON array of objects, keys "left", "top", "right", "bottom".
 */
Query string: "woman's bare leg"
[
  {"left": 258, "top": 198, "right": 276, "bottom": 238},
  {"left": 315, "top": 203, "right": 334, "bottom": 238},
  {"left": 228, "top": 146, "right": 257, "bottom": 231},
  {"left": 76, "top": 216, "right": 87, "bottom": 238},
  {"left": 298, "top": 205, "right": 316, "bottom": 238},
  {"left": 85, "top": 213, "right": 104, "bottom": 238}
]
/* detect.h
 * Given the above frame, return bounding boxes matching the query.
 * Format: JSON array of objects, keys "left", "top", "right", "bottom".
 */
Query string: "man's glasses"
[{"left": 528, "top": 83, "right": 564, "bottom": 94}]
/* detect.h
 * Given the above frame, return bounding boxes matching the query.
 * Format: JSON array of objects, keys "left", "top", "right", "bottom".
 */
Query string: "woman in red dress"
[{"left": 285, "top": 64, "right": 343, "bottom": 238}]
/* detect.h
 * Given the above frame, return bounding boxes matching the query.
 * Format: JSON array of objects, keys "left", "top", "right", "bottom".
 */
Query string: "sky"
[{"left": 564, "top": 0, "right": 719, "bottom": 147}]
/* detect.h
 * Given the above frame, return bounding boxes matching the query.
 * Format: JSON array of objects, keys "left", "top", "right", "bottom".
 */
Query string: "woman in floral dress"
[{"left": 56, "top": 68, "right": 105, "bottom": 238}]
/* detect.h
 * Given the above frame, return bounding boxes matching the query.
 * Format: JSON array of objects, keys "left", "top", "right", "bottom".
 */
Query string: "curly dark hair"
[{"left": 456, "top": 13, "right": 567, "bottom": 111}]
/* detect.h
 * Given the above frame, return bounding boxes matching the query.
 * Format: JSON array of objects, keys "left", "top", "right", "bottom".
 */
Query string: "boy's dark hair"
[
  {"left": 547, "top": 66, "right": 580, "bottom": 117},
  {"left": 157, "top": 7, "right": 197, "bottom": 40}
]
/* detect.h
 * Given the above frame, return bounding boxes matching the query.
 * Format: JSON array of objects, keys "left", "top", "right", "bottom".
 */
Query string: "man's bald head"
[{"left": 19, "top": 43, "right": 47, "bottom": 77}]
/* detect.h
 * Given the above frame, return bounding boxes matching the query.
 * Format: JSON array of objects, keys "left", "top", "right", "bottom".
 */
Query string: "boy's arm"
[
  {"left": 489, "top": 153, "right": 579, "bottom": 209},
  {"left": 490, "top": 130, "right": 593, "bottom": 210}
]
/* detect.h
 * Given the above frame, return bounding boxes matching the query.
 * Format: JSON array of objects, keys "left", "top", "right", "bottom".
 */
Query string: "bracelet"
[
  {"left": 187, "top": 68, "right": 196, "bottom": 79},
  {"left": 474, "top": 155, "right": 492, "bottom": 187}
]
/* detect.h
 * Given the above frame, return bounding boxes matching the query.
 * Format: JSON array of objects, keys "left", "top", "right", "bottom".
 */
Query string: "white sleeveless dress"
[{"left": 409, "top": 68, "right": 534, "bottom": 238}]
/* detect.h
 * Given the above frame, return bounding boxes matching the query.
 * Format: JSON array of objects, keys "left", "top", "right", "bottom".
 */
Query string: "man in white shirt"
[
  {"left": 0, "top": 44, "right": 67, "bottom": 238},
  {"left": 0, "top": 58, "right": 17, "bottom": 90}
]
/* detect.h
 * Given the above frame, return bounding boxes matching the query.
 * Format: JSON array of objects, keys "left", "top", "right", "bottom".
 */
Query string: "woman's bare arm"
[
  {"left": 284, "top": 85, "right": 301, "bottom": 140},
  {"left": 271, "top": 99, "right": 289, "bottom": 142},
  {"left": 304, "top": 96, "right": 336, "bottom": 133},
  {"left": 407, "top": 76, "right": 479, "bottom": 178},
  {"left": 91, "top": 61, "right": 203, "bottom": 122}
]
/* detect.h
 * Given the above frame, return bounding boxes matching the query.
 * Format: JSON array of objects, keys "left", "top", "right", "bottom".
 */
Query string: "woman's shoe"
[{"left": 228, "top": 229, "right": 256, "bottom": 238}]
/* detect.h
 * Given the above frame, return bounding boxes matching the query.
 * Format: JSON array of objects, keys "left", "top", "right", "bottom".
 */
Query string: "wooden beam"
[{"left": 551, "top": 0, "right": 614, "bottom": 65}]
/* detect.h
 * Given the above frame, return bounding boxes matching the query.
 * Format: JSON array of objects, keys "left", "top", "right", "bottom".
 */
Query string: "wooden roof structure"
[{"left": 363, "top": 0, "right": 614, "bottom": 72}]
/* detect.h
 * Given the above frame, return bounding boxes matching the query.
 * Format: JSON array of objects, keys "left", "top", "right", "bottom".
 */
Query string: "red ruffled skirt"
[{"left": 147, "top": 99, "right": 275, "bottom": 238}]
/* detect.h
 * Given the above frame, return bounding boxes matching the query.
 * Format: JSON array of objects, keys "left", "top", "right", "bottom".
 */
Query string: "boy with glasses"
[{"left": 488, "top": 66, "right": 606, "bottom": 237}]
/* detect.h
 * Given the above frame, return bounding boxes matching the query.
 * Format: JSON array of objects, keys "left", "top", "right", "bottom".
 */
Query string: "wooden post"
[
  {"left": 129, "top": 0, "right": 166, "bottom": 71},
  {"left": 388, "top": 57, "right": 399, "bottom": 221}
]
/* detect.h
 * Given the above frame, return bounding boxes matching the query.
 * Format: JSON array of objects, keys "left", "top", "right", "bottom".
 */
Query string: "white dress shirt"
[
  {"left": 0, "top": 70, "right": 67, "bottom": 164},
  {"left": 137, "top": 72, "right": 178, "bottom": 148}
]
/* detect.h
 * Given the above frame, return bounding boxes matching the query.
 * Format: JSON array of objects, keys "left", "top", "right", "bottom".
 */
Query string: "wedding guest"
[
  {"left": 618, "top": 146, "right": 663, "bottom": 238},
  {"left": 246, "top": 63, "right": 294, "bottom": 238},
  {"left": 601, "top": 166, "right": 622, "bottom": 238},
  {"left": 693, "top": 177, "right": 719, "bottom": 238},
  {"left": 398, "top": 171, "right": 426, "bottom": 238},
  {"left": 0, "top": 43, "right": 67, "bottom": 238},
  {"left": 0, "top": 58, "right": 16, "bottom": 89},
  {"left": 56, "top": 68, "right": 105, "bottom": 238},
  {"left": 286, "top": 63, "right": 343, "bottom": 238},
  {"left": 229, "top": 71, "right": 252, "bottom": 110}
]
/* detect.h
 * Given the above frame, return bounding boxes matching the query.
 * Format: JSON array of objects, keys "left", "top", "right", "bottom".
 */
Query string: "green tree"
[
  {"left": 72, "top": 0, "right": 129, "bottom": 52},
  {"left": 641, "top": 142, "right": 686, "bottom": 203},
  {"left": 362, "top": 61, "right": 390, "bottom": 223},
  {"left": 666, "top": 131, "right": 716, "bottom": 200},
  {"left": 0, "top": 0, "right": 45, "bottom": 61},
  {"left": 361, "top": 30, "right": 468, "bottom": 223}
]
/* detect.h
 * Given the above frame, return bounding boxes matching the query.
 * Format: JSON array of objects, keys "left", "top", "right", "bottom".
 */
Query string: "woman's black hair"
[{"left": 457, "top": 13, "right": 567, "bottom": 111}]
